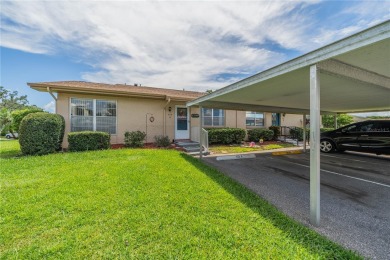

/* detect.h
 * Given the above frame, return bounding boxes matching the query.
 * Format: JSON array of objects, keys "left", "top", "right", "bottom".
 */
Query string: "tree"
[
  {"left": 0, "top": 86, "right": 39, "bottom": 137},
  {"left": 11, "top": 108, "right": 44, "bottom": 133},
  {"left": 322, "top": 114, "right": 354, "bottom": 128},
  {"left": 0, "top": 108, "right": 12, "bottom": 134},
  {"left": 0, "top": 86, "right": 30, "bottom": 111}
]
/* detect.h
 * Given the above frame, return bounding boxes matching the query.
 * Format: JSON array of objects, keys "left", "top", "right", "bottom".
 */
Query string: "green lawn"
[
  {"left": 209, "top": 142, "right": 295, "bottom": 154},
  {"left": 1, "top": 140, "right": 360, "bottom": 259},
  {"left": 0, "top": 139, "right": 22, "bottom": 158}
]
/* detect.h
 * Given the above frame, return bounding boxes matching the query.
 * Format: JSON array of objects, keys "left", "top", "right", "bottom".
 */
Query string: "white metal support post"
[
  {"left": 199, "top": 106, "right": 203, "bottom": 160},
  {"left": 334, "top": 114, "right": 338, "bottom": 129},
  {"left": 303, "top": 114, "right": 307, "bottom": 152},
  {"left": 310, "top": 65, "right": 321, "bottom": 226}
]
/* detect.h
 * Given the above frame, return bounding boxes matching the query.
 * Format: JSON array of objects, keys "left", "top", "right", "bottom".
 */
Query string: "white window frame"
[
  {"left": 202, "top": 108, "right": 225, "bottom": 127},
  {"left": 246, "top": 111, "right": 264, "bottom": 127},
  {"left": 70, "top": 98, "right": 117, "bottom": 135}
]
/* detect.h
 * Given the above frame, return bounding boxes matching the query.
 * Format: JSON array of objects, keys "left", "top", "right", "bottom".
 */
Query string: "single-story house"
[{"left": 28, "top": 81, "right": 303, "bottom": 147}]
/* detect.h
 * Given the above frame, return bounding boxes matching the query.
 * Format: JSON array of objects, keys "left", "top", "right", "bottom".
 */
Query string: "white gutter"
[{"left": 47, "top": 87, "right": 57, "bottom": 101}]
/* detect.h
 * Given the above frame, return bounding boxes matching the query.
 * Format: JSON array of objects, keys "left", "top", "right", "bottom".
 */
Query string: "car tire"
[
  {"left": 6, "top": 135, "right": 11, "bottom": 139},
  {"left": 320, "top": 139, "right": 335, "bottom": 153}
]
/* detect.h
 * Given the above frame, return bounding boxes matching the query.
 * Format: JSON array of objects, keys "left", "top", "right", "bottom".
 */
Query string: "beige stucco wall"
[
  {"left": 280, "top": 113, "right": 304, "bottom": 127},
  {"left": 57, "top": 92, "right": 307, "bottom": 147},
  {"left": 57, "top": 93, "right": 190, "bottom": 147}
]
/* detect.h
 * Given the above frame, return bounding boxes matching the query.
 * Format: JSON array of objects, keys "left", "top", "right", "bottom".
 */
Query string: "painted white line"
[
  {"left": 321, "top": 153, "right": 388, "bottom": 165},
  {"left": 285, "top": 161, "right": 390, "bottom": 188},
  {"left": 216, "top": 154, "right": 256, "bottom": 161}
]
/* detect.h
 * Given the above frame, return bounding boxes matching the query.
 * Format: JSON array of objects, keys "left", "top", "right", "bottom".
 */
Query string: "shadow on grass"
[
  {"left": 179, "top": 153, "right": 362, "bottom": 259},
  {"left": 0, "top": 140, "right": 22, "bottom": 159}
]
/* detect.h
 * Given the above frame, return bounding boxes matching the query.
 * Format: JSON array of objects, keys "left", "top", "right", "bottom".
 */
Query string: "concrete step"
[
  {"left": 183, "top": 146, "right": 201, "bottom": 152},
  {"left": 175, "top": 141, "right": 200, "bottom": 148}
]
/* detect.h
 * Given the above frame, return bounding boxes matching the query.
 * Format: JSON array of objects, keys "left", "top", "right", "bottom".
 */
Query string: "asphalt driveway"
[{"left": 204, "top": 151, "right": 390, "bottom": 260}]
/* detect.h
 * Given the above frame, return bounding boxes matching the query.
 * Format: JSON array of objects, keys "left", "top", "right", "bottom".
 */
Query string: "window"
[
  {"left": 71, "top": 98, "right": 117, "bottom": 134},
  {"left": 202, "top": 108, "right": 225, "bottom": 127},
  {"left": 246, "top": 111, "right": 264, "bottom": 126}
]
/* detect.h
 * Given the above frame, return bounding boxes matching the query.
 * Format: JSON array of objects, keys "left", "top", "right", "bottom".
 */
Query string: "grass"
[
  {"left": 0, "top": 140, "right": 361, "bottom": 259},
  {"left": 209, "top": 142, "right": 295, "bottom": 154},
  {"left": 0, "top": 139, "right": 22, "bottom": 158}
]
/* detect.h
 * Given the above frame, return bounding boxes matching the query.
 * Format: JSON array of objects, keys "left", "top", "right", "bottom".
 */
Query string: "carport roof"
[{"left": 187, "top": 21, "right": 390, "bottom": 114}]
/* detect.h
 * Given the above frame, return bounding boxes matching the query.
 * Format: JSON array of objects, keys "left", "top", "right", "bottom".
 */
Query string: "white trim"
[{"left": 174, "top": 105, "right": 190, "bottom": 139}]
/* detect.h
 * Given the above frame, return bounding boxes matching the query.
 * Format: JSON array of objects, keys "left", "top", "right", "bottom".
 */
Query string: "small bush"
[
  {"left": 247, "top": 128, "right": 274, "bottom": 142},
  {"left": 206, "top": 128, "right": 246, "bottom": 144},
  {"left": 11, "top": 107, "right": 43, "bottom": 134},
  {"left": 124, "top": 131, "right": 146, "bottom": 148},
  {"left": 269, "top": 126, "right": 280, "bottom": 140},
  {"left": 19, "top": 112, "right": 65, "bottom": 155},
  {"left": 289, "top": 127, "right": 310, "bottom": 141},
  {"left": 154, "top": 135, "right": 171, "bottom": 147},
  {"left": 68, "top": 131, "right": 110, "bottom": 152}
]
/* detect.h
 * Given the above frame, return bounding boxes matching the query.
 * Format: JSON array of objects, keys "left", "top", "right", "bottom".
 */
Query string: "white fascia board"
[{"left": 187, "top": 21, "right": 390, "bottom": 107}]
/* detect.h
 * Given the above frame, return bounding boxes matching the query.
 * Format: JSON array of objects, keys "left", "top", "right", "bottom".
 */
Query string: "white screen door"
[{"left": 175, "top": 106, "right": 189, "bottom": 139}]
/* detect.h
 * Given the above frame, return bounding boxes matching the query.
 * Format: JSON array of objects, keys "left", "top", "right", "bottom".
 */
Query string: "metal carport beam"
[
  {"left": 310, "top": 64, "right": 321, "bottom": 226},
  {"left": 317, "top": 59, "right": 390, "bottom": 89}
]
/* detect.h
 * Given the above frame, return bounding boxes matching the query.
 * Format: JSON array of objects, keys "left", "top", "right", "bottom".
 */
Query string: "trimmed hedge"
[
  {"left": 19, "top": 112, "right": 65, "bottom": 155},
  {"left": 268, "top": 126, "right": 280, "bottom": 140},
  {"left": 124, "top": 131, "right": 146, "bottom": 148},
  {"left": 247, "top": 128, "right": 274, "bottom": 142},
  {"left": 206, "top": 128, "right": 246, "bottom": 144},
  {"left": 68, "top": 131, "right": 110, "bottom": 152}
]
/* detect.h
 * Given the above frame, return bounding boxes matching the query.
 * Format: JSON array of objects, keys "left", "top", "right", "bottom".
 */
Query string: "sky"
[{"left": 0, "top": 0, "right": 389, "bottom": 116}]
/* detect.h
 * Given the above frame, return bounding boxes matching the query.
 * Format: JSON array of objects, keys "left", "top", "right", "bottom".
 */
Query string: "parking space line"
[
  {"left": 274, "top": 159, "right": 390, "bottom": 188},
  {"left": 321, "top": 153, "right": 389, "bottom": 165}
]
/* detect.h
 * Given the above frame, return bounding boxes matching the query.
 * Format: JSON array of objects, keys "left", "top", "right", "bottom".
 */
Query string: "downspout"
[
  {"left": 163, "top": 97, "right": 171, "bottom": 136},
  {"left": 47, "top": 87, "right": 57, "bottom": 114},
  {"left": 236, "top": 110, "right": 238, "bottom": 128},
  {"left": 47, "top": 87, "right": 57, "bottom": 101}
]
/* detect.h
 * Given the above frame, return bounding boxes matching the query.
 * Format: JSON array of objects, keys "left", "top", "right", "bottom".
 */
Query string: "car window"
[
  {"left": 358, "top": 123, "right": 375, "bottom": 132},
  {"left": 343, "top": 124, "right": 358, "bottom": 132},
  {"left": 369, "top": 122, "right": 390, "bottom": 132}
]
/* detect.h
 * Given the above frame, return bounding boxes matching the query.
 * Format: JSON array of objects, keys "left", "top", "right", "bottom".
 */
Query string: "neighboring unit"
[{"left": 28, "top": 81, "right": 303, "bottom": 148}]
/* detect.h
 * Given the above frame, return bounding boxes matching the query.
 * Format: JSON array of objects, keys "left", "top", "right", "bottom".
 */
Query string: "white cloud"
[
  {"left": 1, "top": 1, "right": 389, "bottom": 92},
  {"left": 44, "top": 100, "right": 55, "bottom": 113}
]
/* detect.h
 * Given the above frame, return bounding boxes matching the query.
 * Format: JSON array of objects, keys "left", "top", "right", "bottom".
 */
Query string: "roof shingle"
[{"left": 28, "top": 81, "right": 206, "bottom": 101}]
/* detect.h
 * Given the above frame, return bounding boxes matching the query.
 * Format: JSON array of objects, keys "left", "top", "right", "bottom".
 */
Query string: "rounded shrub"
[
  {"left": 247, "top": 128, "right": 274, "bottom": 142},
  {"left": 269, "top": 126, "right": 281, "bottom": 140},
  {"left": 154, "top": 135, "right": 171, "bottom": 147},
  {"left": 124, "top": 131, "right": 146, "bottom": 148},
  {"left": 68, "top": 131, "right": 110, "bottom": 152},
  {"left": 19, "top": 112, "right": 65, "bottom": 155}
]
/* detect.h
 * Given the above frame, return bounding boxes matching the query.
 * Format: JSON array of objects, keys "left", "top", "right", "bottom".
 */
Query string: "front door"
[{"left": 175, "top": 106, "right": 189, "bottom": 140}]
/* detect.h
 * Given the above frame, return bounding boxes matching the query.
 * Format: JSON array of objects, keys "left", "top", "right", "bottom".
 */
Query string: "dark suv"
[{"left": 320, "top": 120, "right": 390, "bottom": 154}]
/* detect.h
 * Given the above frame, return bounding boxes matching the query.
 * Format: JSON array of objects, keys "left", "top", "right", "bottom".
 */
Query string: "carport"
[{"left": 187, "top": 21, "right": 390, "bottom": 226}]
